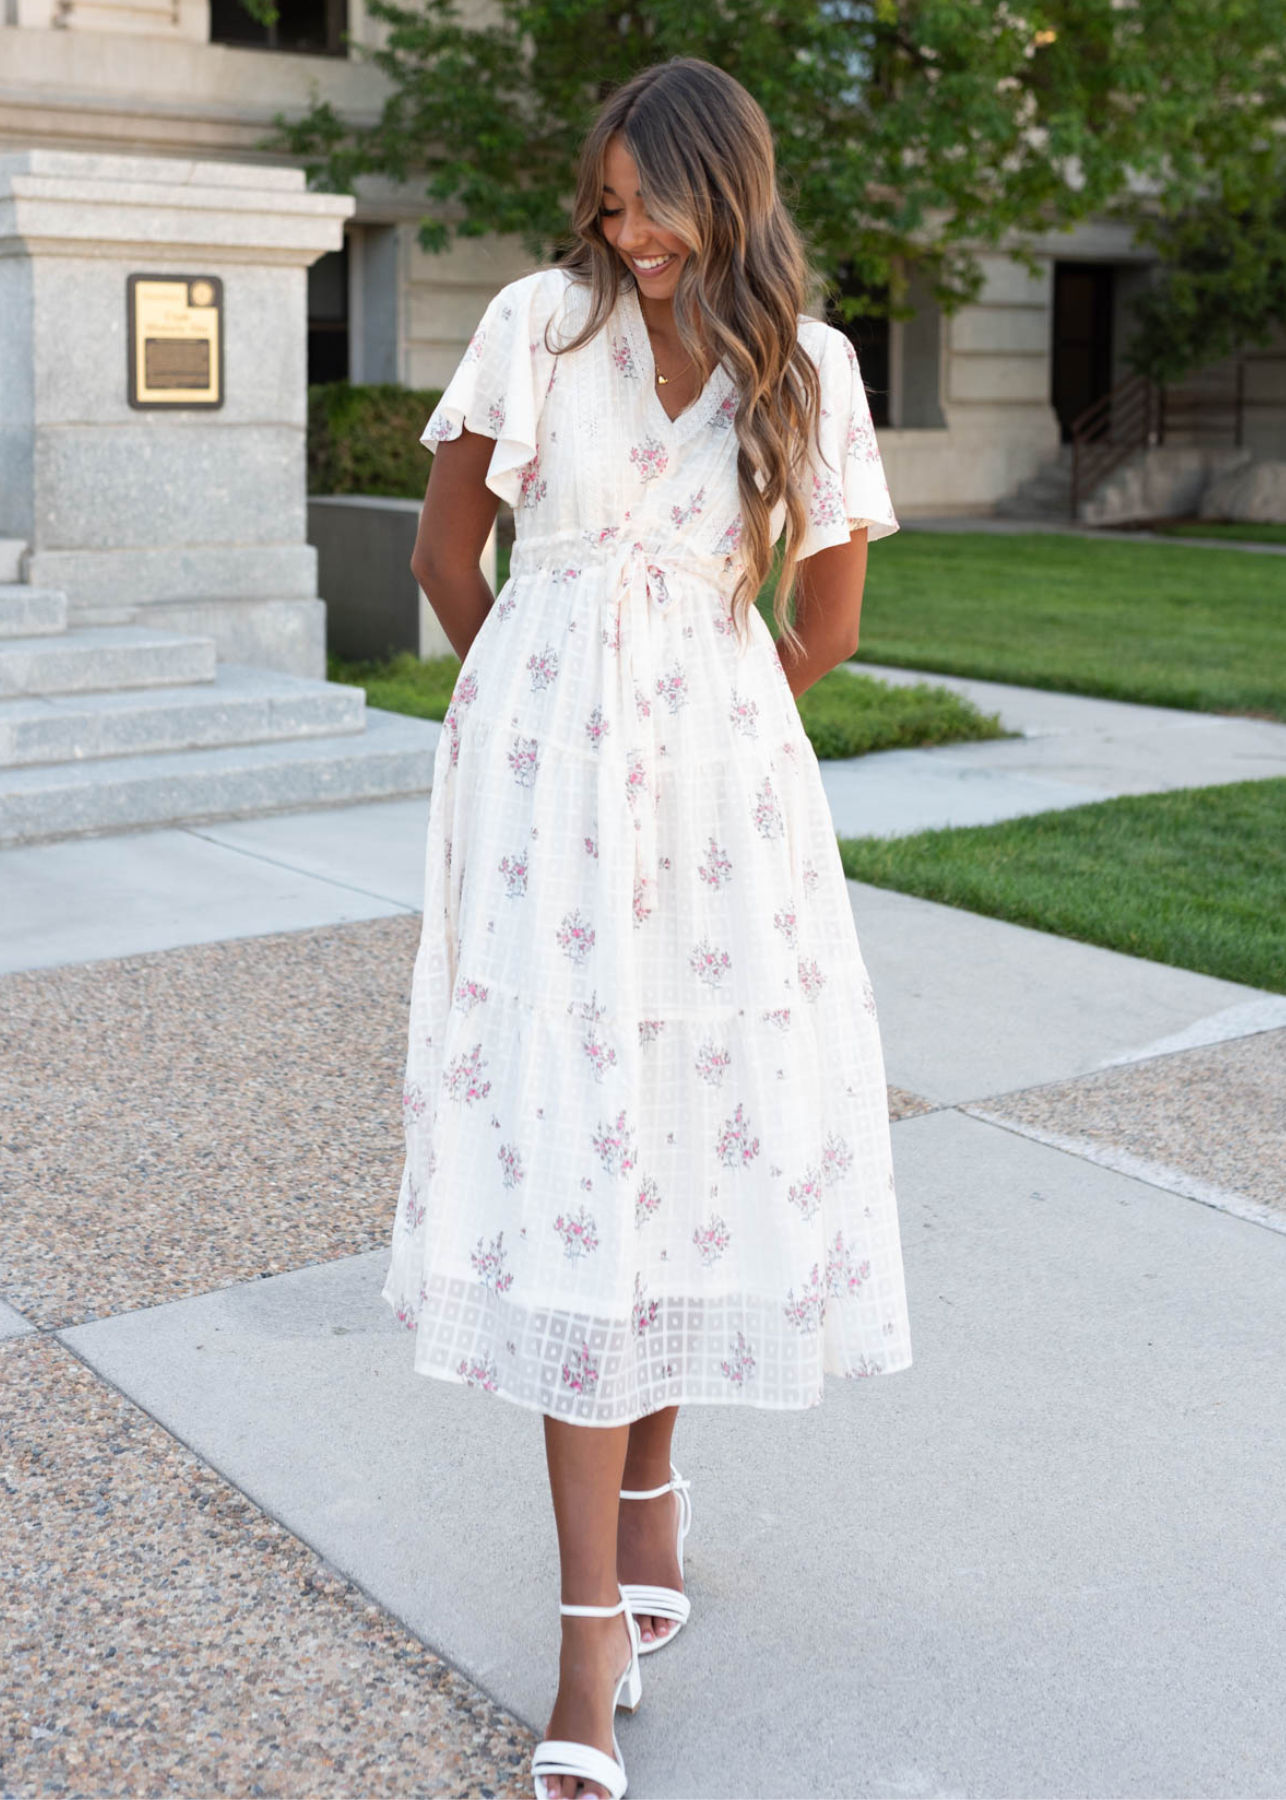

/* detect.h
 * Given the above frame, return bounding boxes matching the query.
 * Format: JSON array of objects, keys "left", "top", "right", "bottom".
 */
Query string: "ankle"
[{"left": 620, "top": 1461, "right": 673, "bottom": 1493}]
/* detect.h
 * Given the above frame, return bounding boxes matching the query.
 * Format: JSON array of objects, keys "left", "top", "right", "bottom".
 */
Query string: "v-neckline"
[{"left": 619, "top": 280, "right": 733, "bottom": 445}]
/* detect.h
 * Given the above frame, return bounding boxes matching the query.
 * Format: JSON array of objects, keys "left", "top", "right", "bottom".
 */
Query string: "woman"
[{"left": 383, "top": 55, "right": 913, "bottom": 1800}]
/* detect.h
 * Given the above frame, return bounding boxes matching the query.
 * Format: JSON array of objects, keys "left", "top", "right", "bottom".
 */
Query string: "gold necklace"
[{"left": 656, "top": 359, "right": 693, "bottom": 387}]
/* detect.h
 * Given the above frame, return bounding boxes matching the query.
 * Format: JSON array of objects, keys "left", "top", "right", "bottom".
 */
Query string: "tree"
[{"left": 258, "top": 0, "right": 1286, "bottom": 360}]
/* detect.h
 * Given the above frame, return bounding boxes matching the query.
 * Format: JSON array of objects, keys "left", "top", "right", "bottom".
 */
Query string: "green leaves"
[{"left": 257, "top": 0, "right": 1286, "bottom": 369}]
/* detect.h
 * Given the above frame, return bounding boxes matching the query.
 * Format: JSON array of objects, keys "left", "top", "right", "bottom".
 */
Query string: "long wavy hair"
[{"left": 549, "top": 57, "right": 828, "bottom": 658}]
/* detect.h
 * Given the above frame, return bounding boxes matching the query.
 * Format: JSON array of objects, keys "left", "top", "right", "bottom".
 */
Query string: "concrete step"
[
  {"left": 0, "top": 704, "right": 438, "bottom": 847},
  {"left": 0, "top": 586, "right": 69, "bottom": 638},
  {"left": 0, "top": 540, "right": 27, "bottom": 583},
  {"left": 0, "top": 664, "right": 367, "bottom": 770},
  {"left": 0, "top": 625, "right": 217, "bottom": 698}
]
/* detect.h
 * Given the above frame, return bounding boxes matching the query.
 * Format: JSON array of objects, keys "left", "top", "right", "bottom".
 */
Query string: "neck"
[{"left": 635, "top": 287, "right": 677, "bottom": 338}]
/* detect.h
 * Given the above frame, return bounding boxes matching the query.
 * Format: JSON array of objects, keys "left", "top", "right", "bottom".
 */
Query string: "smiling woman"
[{"left": 380, "top": 53, "right": 911, "bottom": 1800}]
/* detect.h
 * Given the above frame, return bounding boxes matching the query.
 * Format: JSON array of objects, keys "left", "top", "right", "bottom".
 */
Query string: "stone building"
[{"left": 5, "top": 0, "right": 1284, "bottom": 524}]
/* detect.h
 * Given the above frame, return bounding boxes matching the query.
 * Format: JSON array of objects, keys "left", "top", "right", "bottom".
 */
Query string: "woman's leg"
[
  {"left": 541, "top": 1415, "right": 633, "bottom": 1800},
  {"left": 617, "top": 1404, "right": 684, "bottom": 1647}
]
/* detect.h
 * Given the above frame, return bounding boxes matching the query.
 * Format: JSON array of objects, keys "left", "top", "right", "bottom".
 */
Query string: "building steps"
[
  {"left": 0, "top": 546, "right": 439, "bottom": 846},
  {"left": 993, "top": 444, "right": 1078, "bottom": 520},
  {"left": 0, "top": 625, "right": 219, "bottom": 698},
  {"left": 0, "top": 663, "right": 367, "bottom": 769},
  {"left": 0, "top": 703, "right": 437, "bottom": 847},
  {"left": 0, "top": 587, "right": 69, "bottom": 637}
]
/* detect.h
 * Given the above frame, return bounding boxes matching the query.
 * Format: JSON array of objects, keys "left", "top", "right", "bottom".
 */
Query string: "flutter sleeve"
[
  {"left": 795, "top": 320, "right": 899, "bottom": 558},
  {"left": 420, "top": 269, "right": 559, "bottom": 509}
]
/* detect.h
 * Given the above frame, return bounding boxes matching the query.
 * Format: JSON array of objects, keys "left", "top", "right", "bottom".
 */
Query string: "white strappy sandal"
[
  {"left": 531, "top": 1587, "right": 643, "bottom": 1800},
  {"left": 618, "top": 1462, "right": 693, "bottom": 1654}
]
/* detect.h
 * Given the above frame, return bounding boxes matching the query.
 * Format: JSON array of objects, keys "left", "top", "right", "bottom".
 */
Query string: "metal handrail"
[
  {"left": 1070, "top": 373, "right": 1157, "bottom": 519},
  {"left": 1066, "top": 355, "right": 1267, "bottom": 518}
]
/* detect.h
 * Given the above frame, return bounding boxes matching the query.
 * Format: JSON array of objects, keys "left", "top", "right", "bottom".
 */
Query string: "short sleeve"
[
  {"left": 420, "top": 268, "right": 563, "bottom": 508},
  {"left": 795, "top": 320, "right": 899, "bottom": 558}
]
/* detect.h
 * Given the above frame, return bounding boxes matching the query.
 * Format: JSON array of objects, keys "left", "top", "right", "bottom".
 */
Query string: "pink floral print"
[
  {"left": 553, "top": 1207, "right": 599, "bottom": 1259},
  {"left": 689, "top": 938, "right": 731, "bottom": 988},
  {"left": 518, "top": 449, "right": 547, "bottom": 508},
  {"left": 561, "top": 1343, "right": 600, "bottom": 1393},
  {"left": 403, "top": 1170, "right": 425, "bottom": 1229},
  {"left": 444, "top": 1044, "right": 490, "bottom": 1105},
  {"left": 611, "top": 334, "right": 639, "bottom": 378},
  {"left": 697, "top": 837, "right": 732, "bottom": 889},
  {"left": 457, "top": 1353, "right": 500, "bottom": 1391},
  {"left": 634, "top": 1173, "right": 662, "bottom": 1227},
  {"left": 785, "top": 1162, "right": 824, "bottom": 1221},
  {"left": 453, "top": 976, "right": 489, "bottom": 1013},
  {"left": 773, "top": 905, "right": 798, "bottom": 947},
  {"left": 508, "top": 736, "right": 539, "bottom": 787},
  {"left": 752, "top": 775, "right": 784, "bottom": 839},
  {"left": 632, "top": 1273, "right": 661, "bottom": 1335},
  {"left": 471, "top": 1231, "right": 514, "bottom": 1293},
  {"left": 729, "top": 689, "right": 759, "bottom": 737},
  {"left": 527, "top": 644, "right": 559, "bottom": 689},
  {"left": 556, "top": 908, "right": 595, "bottom": 964},
  {"left": 592, "top": 1109, "right": 638, "bottom": 1178},
  {"left": 694, "top": 1039, "right": 731, "bottom": 1084},
  {"left": 693, "top": 1213, "right": 731, "bottom": 1266},
  {"left": 655, "top": 662, "right": 688, "bottom": 714},
  {"left": 715, "top": 1102, "right": 760, "bottom": 1169},
  {"left": 720, "top": 1332, "right": 756, "bottom": 1386},
  {"left": 629, "top": 435, "right": 669, "bottom": 482},
  {"left": 499, "top": 851, "right": 528, "bottom": 897},
  {"left": 797, "top": 957, "right": 827, "bottom": 1002},
  {"left": 671, "top": 488, "right": 706, "bottom": 527}
]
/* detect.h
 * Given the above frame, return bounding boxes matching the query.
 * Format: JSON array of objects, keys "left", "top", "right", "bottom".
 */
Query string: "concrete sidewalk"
[
  {"left": 3, "top": 764, "right": 1284, "bottom": 1796},
  {"left": 822, "top": 664, "right": 1286, "bottom": 837}
]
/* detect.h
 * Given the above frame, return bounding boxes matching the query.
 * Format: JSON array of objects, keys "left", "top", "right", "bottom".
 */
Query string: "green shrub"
[{"left": 307, "top": 382, "right": 444, "bottom": 498}]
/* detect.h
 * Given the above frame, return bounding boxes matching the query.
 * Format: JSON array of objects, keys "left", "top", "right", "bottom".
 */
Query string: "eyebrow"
[{"left": 602, "top": 185, "right": 643, "bottom": 197}]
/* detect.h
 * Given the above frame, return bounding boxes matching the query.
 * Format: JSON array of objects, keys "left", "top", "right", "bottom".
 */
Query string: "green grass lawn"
[
  {"left": 838, "top": 778, "right": 1286, "bottom": 994},
  {"left": 844, "top": 531, "right": 1286, "bottom": 722},
  {"left": 327, "top": 650, "right": 1010, "bottom": 761},
  {"left": 1153, "top": 519, "right": 1286, "bottom": 547}
]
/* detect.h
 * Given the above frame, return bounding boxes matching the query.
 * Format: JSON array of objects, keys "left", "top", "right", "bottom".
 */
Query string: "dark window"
[
  {"left": 825, "top": 262, "right": 891, "bottom": 427},
  {"left": 210, "top": 0, "right": 347, "bottom": 56},
  {"left": 308, "top": 239, "right": 349, "bottom": 385}
]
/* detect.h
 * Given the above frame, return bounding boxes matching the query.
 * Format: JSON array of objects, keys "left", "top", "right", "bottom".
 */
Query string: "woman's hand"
[
  {"left": 777, "top": 526, "right": 870, "bottom": 698},
  {"left": 410, "top": 427, "right": 504, "bottom": 662}
]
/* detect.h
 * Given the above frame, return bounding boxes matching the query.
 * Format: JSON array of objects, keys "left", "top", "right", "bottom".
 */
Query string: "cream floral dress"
[{"left": 382, "top": 263, "right": 913, "bottom": 1423}]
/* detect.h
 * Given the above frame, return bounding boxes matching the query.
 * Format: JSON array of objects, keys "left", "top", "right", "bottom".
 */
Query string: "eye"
[{"left": 601, "top": 206, "right": 623, "bottom": 218}]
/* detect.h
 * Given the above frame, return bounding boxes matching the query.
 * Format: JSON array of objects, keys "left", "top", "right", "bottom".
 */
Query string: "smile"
[{"left": 629, "top": 253, "right": 676, "bottom": 277}]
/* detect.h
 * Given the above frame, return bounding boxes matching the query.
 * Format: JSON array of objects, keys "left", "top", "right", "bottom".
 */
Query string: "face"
[{"left": 599, "top": 134, "right": 689, "bottom": 300}]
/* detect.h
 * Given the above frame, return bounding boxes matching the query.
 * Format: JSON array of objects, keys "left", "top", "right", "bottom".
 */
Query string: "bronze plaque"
[{"left": 127, "top": 274, "right": 224, "bottom": 410}]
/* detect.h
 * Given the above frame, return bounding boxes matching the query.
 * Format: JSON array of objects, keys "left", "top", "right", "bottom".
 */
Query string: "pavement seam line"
[
  {"left": 179, "top": 822, "right": 424, "bottom": 910},
  {"left": 45, "top": 1327, "right": 542, "bottom": 1741},
  {"left": 954, "top": 1107, "right": 1286, "bottom": 1237}
]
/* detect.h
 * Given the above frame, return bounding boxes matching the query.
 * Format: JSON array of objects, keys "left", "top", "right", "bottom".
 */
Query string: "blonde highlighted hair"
[{"left": 550, "top": 56, "right": 829, "bottom": 657}]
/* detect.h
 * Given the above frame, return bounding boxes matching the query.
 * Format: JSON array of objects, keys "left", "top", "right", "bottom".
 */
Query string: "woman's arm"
[
  {"left": 409, "top": 425, "right": 503, "bottom": 662},
  {"left": 776, "top": 526, "right": 870, "bottom": 699}
]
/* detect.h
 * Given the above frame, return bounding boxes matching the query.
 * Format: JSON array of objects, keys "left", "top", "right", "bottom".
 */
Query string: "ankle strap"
[
  {"left": 620, "top": 1465, "right": 690, "bottom": 1503},
  {"left": 559, "top": 1595, "right": 627, "bottom": 1618}
]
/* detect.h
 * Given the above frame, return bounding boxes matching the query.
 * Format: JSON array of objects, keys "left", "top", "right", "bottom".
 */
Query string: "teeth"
[{"left": 634, "top": 255, "right": 672, "bottom": 271}]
